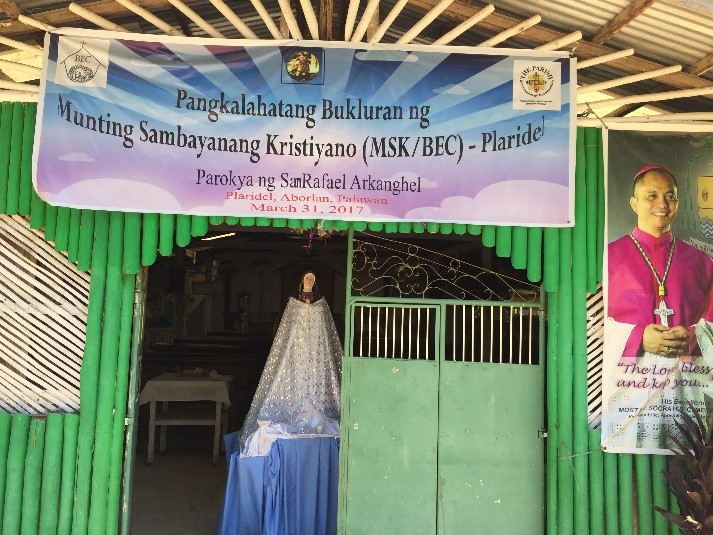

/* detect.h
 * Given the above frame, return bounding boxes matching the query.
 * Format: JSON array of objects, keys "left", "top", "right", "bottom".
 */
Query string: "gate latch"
[{"left": 538, "top": 429, "right": 547, "bottom": 439}]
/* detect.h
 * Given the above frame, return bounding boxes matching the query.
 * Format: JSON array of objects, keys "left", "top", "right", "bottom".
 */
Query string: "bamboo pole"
[
  {"left": 16, "top": 15, "right": 55, "bottom": 32},
  {"left": 44, "top": 204, "right": 57, "bottom": 242},
  {"left": 68, "top": 208, "right": 81, "bottom": 262},
  {"left": 2, "top": 414, "right": 31, "bottom": 533},
  {"left": 68, "top": 3, "right": 129, "bottom": 32},
  {"left": 495, "top": 225, "right": 511, "bottom": 257},
  {"left": 208, "top": 216, "right": 224, "bottom": 225},
  {"left": 239, "top": 217, "right": 255, "bottom": 228},
  {"left": 369, "top": 0, "right": 409, "bottom": 43},
  {"left": 225, "top": 216, "right": 239, "bottom": 225},
  {"left": 39, "top": 413, "right": 64, "bottom": 535},
  {"left": 20, "top": 418, "right": 45, "bottom": 535},
  {"left": 481, "top": 225, "right": 495, "bottom": 248},
  {"left": 572, "top": 129, "right": 589, "bottom": 533},
  {"left": 577, "top": 65, "right": 682, "bottom": 96},
  {"left": 384, "top": 222, "right": 399, "bottom": 233},
  {"left": 453, "top": 223, "right": 466, "bottom": 235},
  {"left": 578, "top": 112, "right": 713, "bottom": 126},
  {"left": 0, "top": 36, "right": 42, "bottom": 55},
  {"left": 298, "top": 0, "right": 320, "bottom": 39},
  {"left": 584, "top": 128, "right": 599, "bottom": 293},
  {"left": 0, "top": 59, "right": 41, "bottom": 77},
  {"left": 557, "top": 227, "right": 574, "bottom": 535},
  {"left": 588, "top": 430, "right": 604, "bottom": 535},
  {"left": 510, "top": 227, "right": 527, "bottom": 270},
  {"left": 0, "top": 81, "right": 39, "bottom": 93},
  {"left": 396, "top": 0, "right": 456, "bottom": 44},
  {"left": 55, "top": 207, "right": 71, "bottom": 252},
  {"left": 78, "top": 210, "right": 96, "bottom": 272},
  {"left": 368, "top": 220, "right": 385, "bottom": 232},
  {"left": 106, "top": 274, "right": 137, "bottom": 535},
  {"left": 577, "top": 86, "right": 713, "bottom": 113},
  {"left": 176, "top": 214, "right": 192, "bottom": 247},
  {"left": 29, "top": 189, "right": 45, "bottom": 230},
  {"left": 635, "top": 455, "right": 654, "bottom": 534},
  {"left": 209, "top": 0, "right": 258, "bottom": 38},
  {"left": 526, "top": 227, "right": 542, "bottom": 282},
  {"left": 438, "top": 222, "right": 452, "bottom": 235},
  {"left": 543, "top": 228, "right": 559, "bottom": 292},
  {"left": 537, "top": 31, "right": 582, "bottom": 51},
  {"left": 546, "top": 290, "right": 559, "bottom": 535},
  {"left": 343, "top": 0, "right": 361, "bottom": 41},
  {"left": 596, "top": 129, "right": 605, "bottom": 284},
  {"left": 478, "top": 14, "right": 540, "bottom": 47},
  {"left": 142, "top": 213, "right": 159, "bottom": 267},
  {"left": 670, "top": 485, "right": 681, "bottom": 535},
  {"left": 603, "top": 452, "right": 619, "bottom": 534},
  {"left": 87, "top": 211, "right": 125, "bottom": 535},
  {"left": 5, "top": 102, "right": 23, "bottom": 215},
  {"left": 18, "top": 103, "right": 35, "bottom": 217},
  {"left": 0, "top": 103, "right": 14, "bottom": 214},
  {"left": 432, "top": 4, "right": 494, "bottom": 45},
  {"left": 121, "top": 269, "right": 145, "bottom": 535},
  {"left": 191, "top": 215, "right": 209, "bottom": 237},
  {"left": 123, "top": 212, "right": 141, "bottom": 275},
  {"left": 651, "top": 455, "right": 669, "bottom": 535},
  {"left": 276, "top": 0, "right": 303, "bottom": 39},
  {"left": 0, "top": 412, "right": 11, "bottom": 534},
  {"left": 618, "top": 454, "right": 635, "bottom": 534},
  {"left": 57, "top": 414, "right": 79, "bottom": 535},
  {"left": 73, "top": 211, "right": 110, "bottom": 535},
  {"left": 159, "top": 214, "right": 175, "bottom": 256},
  {"left": 247, "top": 0, "right": 281, "bottom": 39},
  {"left": 577, "top": 49, "right": 635, "bottom": 70},
  {"left": 115, "top": 0, "right": 183, "bottom": 35},
  {"left": 167, "top": 0, "right": 225, "bottom": 38},
  {"left": 350, "top": 0, "right": 380, "bottom": 42}
]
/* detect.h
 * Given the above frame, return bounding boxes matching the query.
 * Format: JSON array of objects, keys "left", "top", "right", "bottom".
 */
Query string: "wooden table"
[{"left": 138, "top": 372, "right": 232, "bottom": 465}]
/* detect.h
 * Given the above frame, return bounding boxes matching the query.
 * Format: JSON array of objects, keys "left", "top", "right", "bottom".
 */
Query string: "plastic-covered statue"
[{"left": 240, "top": 271, "right": 343, "bottom": 456}]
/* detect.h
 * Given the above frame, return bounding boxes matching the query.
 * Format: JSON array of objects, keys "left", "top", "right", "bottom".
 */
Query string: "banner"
[
  {"left": 601, "top": 126, "right": 713, "bottom": 455},
  {"left": 33, "top": 29, "right": 575, "bottom": 226}
]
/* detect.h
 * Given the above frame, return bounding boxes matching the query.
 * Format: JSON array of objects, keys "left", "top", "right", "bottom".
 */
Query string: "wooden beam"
[
  {"left": 591, "top": 0, "right": 657, "bottom": 45},
  {"left": 0, "top": 0, "right": 19, "bottom": 19},
  {"left": 688, "top": 53, "right": 713, "bottom": 76},
  {"left": 319, "top": 0, "right": 334, "bottom": 40}
]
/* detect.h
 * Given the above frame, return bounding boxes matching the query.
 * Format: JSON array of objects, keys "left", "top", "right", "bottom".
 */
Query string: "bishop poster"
[{"left": 601, "top": 126, "right": 713, "bottom": 455}]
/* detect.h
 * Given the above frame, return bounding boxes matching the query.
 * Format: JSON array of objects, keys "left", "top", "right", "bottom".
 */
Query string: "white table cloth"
[{"left": 138, "top": 372, "right": 232, "bottom": 406}]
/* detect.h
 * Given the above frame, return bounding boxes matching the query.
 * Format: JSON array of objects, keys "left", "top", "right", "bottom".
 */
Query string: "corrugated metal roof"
[
  {"left": 1, "top": 0, "right": 712, "bottom": 114},
  {"left": 492, "top": 0, "right": 713, "bottom": 78}
]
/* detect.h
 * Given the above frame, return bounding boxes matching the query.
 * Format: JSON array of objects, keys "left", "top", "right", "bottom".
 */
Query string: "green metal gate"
[{"left": 338, "top": 232, "right": 546, "bottom": 534}]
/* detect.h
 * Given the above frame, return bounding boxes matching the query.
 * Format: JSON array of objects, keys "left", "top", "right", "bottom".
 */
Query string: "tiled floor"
[{"left": 129, "top": 451, "right": 228, "bottom": 535}]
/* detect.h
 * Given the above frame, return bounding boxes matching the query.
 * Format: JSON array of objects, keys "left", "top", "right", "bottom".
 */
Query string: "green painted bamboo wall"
[{"left": 0, "top": 99, "right": 678, "bottom": 534}]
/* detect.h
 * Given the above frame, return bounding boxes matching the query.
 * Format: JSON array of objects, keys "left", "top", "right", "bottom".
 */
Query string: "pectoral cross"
[{"left": 654, "top": 299, "right": 674, "bottom": 328}]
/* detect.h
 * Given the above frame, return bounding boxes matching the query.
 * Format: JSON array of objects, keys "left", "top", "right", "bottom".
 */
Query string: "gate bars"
[{"left": 0, "top": 99, "right": 675, "bottom": 534}]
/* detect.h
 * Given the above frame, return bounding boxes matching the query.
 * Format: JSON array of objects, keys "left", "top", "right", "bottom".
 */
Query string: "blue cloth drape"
[{"left": 217, "top": 437, "right": 339, "bottom": 535}]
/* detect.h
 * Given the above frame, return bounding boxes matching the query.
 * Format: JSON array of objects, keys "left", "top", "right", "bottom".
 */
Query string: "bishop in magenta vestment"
[{"left": 608, "top": 226, "right": 713, "bottom": 358}]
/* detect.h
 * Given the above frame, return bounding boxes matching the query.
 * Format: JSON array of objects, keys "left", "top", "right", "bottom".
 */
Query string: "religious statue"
[{"left": 239, "top": 271, "right": 343, "bottom": 456}]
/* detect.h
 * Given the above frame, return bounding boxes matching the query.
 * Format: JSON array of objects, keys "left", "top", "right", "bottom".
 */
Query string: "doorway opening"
[{"left": 129, "top": 225, "right": 348, "bottom": 533}]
